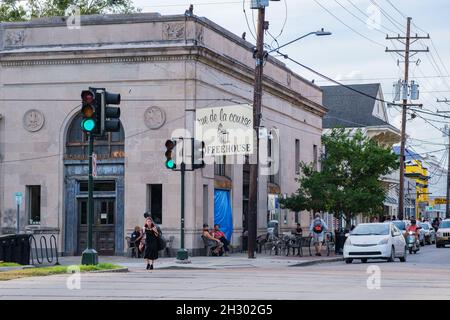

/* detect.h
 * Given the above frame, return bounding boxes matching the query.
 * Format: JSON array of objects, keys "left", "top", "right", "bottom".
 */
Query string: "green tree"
[
  {"left": 0, "top": 0, "right": 140, "bottom": 22},
  {"left": 280, "top": 128, "right": 399, "bottom": 229}
]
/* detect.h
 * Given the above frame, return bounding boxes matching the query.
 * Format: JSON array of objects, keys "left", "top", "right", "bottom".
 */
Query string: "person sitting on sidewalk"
[
  {"left": 212, "top": 224, "right": 230, "bottom": 256},
  {"left": 202, "top": 224, "right": 223, "bottom": 255},
  {"left": 309, "top": 213, "right": 328, "bottom": 256}
]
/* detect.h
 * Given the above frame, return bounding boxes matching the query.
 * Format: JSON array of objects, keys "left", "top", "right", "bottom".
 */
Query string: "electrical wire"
[{"left": 312, "top": 0, "right": 386, "bottom": 48}]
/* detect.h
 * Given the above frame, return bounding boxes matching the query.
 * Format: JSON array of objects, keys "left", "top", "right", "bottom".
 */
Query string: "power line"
[{"left": 312, "top": 0, "right": 386, "bottom": 48}]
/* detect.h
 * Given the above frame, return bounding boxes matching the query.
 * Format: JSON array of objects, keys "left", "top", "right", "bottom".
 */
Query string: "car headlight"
[
  {"left": 378, "top": 238, "right": 389, "bottom": 245},
  {"left": 345, "top": 237, "right": 351, "bottom": 245},
  {"left": 437, "top": 232, "right": 443, "bottom": 237}
]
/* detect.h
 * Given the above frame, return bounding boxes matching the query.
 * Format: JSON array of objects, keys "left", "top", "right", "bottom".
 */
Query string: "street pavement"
[{"left": 1, "top": 245, "right": 450, "bottom": 299}]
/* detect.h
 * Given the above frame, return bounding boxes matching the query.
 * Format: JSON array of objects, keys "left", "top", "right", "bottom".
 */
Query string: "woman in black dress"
[{"left": 143, "top": 216, "right": 159, "bottom": 270}]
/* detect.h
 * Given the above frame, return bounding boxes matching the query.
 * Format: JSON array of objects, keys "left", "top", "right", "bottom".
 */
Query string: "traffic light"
[
  {"left": 165, "top": 139, "right": 177, "bottom": 169},
  {"left": 192, "top": 140, "right": 205, "bottom": 169},
  {"left": 100, "top": 91, "right": 121, "bottom": 133},
  {"left": 81, "top": 90, "right": 98, "bottom": 134}
]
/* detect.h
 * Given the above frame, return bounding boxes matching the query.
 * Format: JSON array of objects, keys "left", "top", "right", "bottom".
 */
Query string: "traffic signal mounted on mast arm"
[{"left": 81, "top": 90, "right": 99, "bottom": 134}]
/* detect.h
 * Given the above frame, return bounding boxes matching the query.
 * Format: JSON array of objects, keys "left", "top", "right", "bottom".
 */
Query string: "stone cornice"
[{"left": 0, "top": 43, "right": 326, "bottom": 116}]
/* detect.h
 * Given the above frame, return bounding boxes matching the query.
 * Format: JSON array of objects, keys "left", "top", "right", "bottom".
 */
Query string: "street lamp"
[{"left": 267, "top": 28, "right": 332, "bottom": 54}]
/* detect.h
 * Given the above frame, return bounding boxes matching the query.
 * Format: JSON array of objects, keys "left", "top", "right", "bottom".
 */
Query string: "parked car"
[
  {"left": 419, "top": 222, "right": 436, "bottom": 245},
  {"left": 436, "top": 219, "right": 450, "bottom": 248},
  {"left": 343, "top": 222, "right": 407, "bottom": 264}
]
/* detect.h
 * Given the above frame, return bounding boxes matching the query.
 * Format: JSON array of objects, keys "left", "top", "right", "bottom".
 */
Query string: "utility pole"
[
  {"left": 436, "top": 99, "right": 450, "bottom": 218},
  {"left": 248, "top": 2, "right": 267, "bottom": 259},
  {"left": 386, "top": 17, "right": 429, "bottom": 220}
]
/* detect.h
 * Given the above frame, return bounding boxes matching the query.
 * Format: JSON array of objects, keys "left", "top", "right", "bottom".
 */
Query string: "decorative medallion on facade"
[
  {"left": 23, "top": 109, "right": 45, "bottom": 132},
  {"left": 5, "top": 30, "right": 26, "bottom": 46},
  {"left": 144, "top": 106, "right": 166, "bottom": 130},
  {"left": 163, "top": 23, "right": 185, "bottom": 40}
]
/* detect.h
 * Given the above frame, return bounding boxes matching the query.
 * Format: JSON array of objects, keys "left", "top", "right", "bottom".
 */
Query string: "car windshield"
[
  {"left": 421, "top": 223, "right": 429, "bottom": 230},
  {"left": 351, "top": 224, "right": 390, "bottom": 236},
  {"left": 392, "top": 221, "right": 406, "bottom": 230},
  {"left": 440, "top": 221, "right": 450, "bottom": 228}
]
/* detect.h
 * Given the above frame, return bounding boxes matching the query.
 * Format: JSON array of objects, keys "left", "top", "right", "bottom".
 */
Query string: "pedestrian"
[
  {"left": 143, "top": 212, "right": 160, "bottom": 270},
  {"left": 212, "top": 224, "right": 230, "bottom": 256},
  {"left": 309, "top": 213, "right": 328, "bottom": 256},
  {"left": 130, "top": 226, "right": 143, "bottom": 258},
  {"left": 294, "top": 223, "right": 303, "bottom": 235},
  {"left": 432, "top": 217, "right": 440, "bottom": 232}
]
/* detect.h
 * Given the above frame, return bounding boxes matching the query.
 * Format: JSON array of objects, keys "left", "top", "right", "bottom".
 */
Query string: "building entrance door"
[{"left": 77, "top": 198, "right": 115, "bottom": 255}]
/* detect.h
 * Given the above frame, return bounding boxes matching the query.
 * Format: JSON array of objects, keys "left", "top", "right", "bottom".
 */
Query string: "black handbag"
[
  {"left": 156, "top": 226, "right": 167, "bottom": 250},
  {"left": 157, "top": 235, "right": 167, "bottom": 251}
]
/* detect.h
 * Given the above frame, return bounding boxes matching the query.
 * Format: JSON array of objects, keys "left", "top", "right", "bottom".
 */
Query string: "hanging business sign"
[{"left": 195, "top": 105, "right": 254, "bottom": 156}]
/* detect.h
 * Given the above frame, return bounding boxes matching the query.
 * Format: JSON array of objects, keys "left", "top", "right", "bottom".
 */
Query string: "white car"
[{"left": 344, "top": 222, "right": 407, "bottom": 264}]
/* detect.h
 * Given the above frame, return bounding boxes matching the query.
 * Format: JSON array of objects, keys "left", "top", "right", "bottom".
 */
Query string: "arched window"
[{"left": 65, "top": 114, "right": 125, "bottom": 160}]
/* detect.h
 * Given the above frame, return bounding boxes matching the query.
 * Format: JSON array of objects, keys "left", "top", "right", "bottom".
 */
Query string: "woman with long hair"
[{"left": 143, "top": 213, "right": 159, "bottom": 270}]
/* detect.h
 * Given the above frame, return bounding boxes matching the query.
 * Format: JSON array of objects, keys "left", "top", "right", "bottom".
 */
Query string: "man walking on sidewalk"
[{"left": 309, "top": 213, "right": 328, "bottom": 256}]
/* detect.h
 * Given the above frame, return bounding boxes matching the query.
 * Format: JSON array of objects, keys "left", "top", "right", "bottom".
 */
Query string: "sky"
[{"left": 132, "top": 0, "right": 450, "bottom": 168}]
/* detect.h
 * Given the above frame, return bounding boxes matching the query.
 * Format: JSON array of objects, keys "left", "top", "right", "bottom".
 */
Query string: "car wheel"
[
  {"left": 361, "top": 258, "right": 368, "bottom": 263},
  {"left": 345, "top": 259, "right": 353, "bottom": 264},
  {"left": 387, "top": 246, "right": 395, "bottom": 262},
  {"left": 436, "top": 243, "right": 442, "bottom": 248},
  {"left": 399, "top": 247, "right": 406, "bottom": 262}
]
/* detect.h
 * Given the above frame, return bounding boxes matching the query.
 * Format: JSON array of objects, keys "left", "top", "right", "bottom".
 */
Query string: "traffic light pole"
[
  {"left": 81, "top": 133, "right": 98, "bottom": 265},
  {"left": 176, "top": 161, "right": 189, "bottom": 261}
]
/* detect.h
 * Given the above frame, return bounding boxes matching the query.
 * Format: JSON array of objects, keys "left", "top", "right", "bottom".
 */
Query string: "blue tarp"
[{"left": 214, "top": 189, "right": 233, "bottom": 241}]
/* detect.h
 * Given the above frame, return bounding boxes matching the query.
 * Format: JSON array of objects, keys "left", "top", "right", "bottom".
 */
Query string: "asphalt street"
[{"left": 1, "top": 245, "right": 449, "bottom": 300}]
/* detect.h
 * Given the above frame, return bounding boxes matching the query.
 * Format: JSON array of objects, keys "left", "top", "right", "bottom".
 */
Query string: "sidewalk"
[{"left": 56, "top": 252, "right": 343, "bottom": 270}]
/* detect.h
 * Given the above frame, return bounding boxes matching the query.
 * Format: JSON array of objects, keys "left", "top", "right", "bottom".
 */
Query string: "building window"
[
  {"left": 65, "top": 114, "right": 125, "bottom": 160},
  {"left": 147, "top": 184, "right": 162, "bottom": 224},
  {"left": 214, "top": 155, "right": 226, "bottom": 176},
  {"left": 313, "top": 144, "right": 318, "bottom": 170},
  {"left": 295, "top": 139, "right": 300, "bottom": 174},
  {"left": 27, "top": 186, "right": 41, "bottom": 225}
]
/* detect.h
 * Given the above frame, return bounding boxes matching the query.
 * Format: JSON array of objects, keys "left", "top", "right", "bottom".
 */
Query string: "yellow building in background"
[{"left": 405, "top": 160, "right": 429, "bottom": 219}]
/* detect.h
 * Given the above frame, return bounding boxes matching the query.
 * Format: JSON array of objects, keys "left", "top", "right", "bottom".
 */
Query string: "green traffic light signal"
[
  {"left": 81, "top": 118, "right": 96, "bottom": 132},
  {"left": 165, "top": 159, "right": 175, "bottom": 169}
]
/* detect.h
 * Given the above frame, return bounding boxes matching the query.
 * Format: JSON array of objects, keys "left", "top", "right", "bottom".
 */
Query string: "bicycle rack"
[{"left": 29, "top": 234, "right": 60, "bottom": 265}]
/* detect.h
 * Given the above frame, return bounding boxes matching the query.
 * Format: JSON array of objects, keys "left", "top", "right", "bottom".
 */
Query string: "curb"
[
  {"left": 88, "top": 267, "right": 129, "bottom": 273},
  {"left": 289, "top": 257, "right": 343, "bottom": 267}
]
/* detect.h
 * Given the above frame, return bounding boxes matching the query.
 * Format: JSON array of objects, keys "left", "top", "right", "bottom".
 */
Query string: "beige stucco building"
[{"left": 0, "top": 13, "right": 325, "bottom": 256}]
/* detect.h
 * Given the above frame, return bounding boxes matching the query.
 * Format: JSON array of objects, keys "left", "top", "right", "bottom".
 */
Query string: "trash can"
[
  {"left": 334, "top": 228, "right": 347, "bottom": 255},
  {"left": 14, "top": 234, "right": 31, "bottom": 265},
  {"left": 0, "top": 234, "right": 31, "bottom": 265},
  {"left": 0, "top": 234, "right": 14, "bottom": 262}
]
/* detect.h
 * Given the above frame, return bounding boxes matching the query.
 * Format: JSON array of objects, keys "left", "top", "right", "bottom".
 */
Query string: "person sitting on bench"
[
  {"left": 202, "top": 224, "right": 223, "bottom": 255},
  {"left": 212, "top": 224, "right": 230, "bottom": 256}
]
